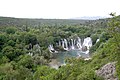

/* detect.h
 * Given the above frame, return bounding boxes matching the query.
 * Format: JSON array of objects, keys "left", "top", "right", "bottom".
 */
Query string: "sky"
[{"left": 0, "top": 0, "right": 120, "bottom": 19}]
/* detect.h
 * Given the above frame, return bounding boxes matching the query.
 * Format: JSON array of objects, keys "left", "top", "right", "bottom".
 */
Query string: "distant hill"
[
  {"left": 0, "top": 16, "right": 89, "bottom": 27},
  {"left": 71, "top": 16, "right": 108, "bottom": 20},
  {"left": 0, "top": 16, "right": 108, "bottom": 28}
]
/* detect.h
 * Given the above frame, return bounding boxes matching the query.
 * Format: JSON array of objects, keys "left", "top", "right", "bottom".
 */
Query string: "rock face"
[
  {"left": 48, "top": 59, "right": 62, "bottom": 69},
  {"left": 81, "top": 46, "right": 87, "bottom": 51},
  {"left": 96, "top": 62, "right": 118, "bottom": 80}
]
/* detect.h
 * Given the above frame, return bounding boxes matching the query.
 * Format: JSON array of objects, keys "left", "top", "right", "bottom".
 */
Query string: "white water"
[
  {"left": 64, "top": 39, "right": 68, "bottom": 50},
  {"left": 48, "top": 37, "right": 93, "bottom": 54},
  {"left": 82, "top": 37, "right": 92, "bottom": 50},
  {"left": 96, "top": 39, "right": 100, "bottom": 43},
  {"left": 71, "top": 39, "right": 75, "bottom": 49},
  {"left": 76, "top": 37, "right": 82, "bottom": 50},
  {"left": 48, "top": 37, "right": 93, "bottom": 69},
  {"left": 48, "top": 44, "right": 58, "bottom": 53}
]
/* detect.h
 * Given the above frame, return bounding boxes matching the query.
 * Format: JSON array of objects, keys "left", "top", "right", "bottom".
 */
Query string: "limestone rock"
[
  {"left": 95, "top": 62, "right": 118, "bottom": 80},
  {"left": 82, "top": 46, "right": 87, "bottom": 51}
]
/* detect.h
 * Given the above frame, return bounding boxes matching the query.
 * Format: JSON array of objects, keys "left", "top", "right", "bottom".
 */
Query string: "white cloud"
[{"left": 0, "top": 0, "right": 120, "bottom": 19}]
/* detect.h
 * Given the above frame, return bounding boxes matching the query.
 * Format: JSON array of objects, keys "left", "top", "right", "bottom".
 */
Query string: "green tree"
[
  {"left": 0, "top": 34, "right": 7, "bottom": 51},
  {"left": 108, "top": 13, "right": 120, "bottom": 79},
  {"left": 7, "top": 40, "right": 16, "bottom": 46},
  {"left": 2, "top": 46, "right": 15, "bottom": 60},
  {"left": 18, "top": 55, "right": 34, "bottom": 69},
  {"left": 6, "top": 27, "right": 17, "bottom": 34},
  {"left": 33, "top": 66, "right": 56, "bottom": 80}
]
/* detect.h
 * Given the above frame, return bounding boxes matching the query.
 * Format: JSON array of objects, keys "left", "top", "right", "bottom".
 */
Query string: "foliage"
[
  {"left": 33, "top": 66, "right": 56, "bottom": 80},
  {"left": 5, "top": 27, "right": 17, "bottom": 34},
  {"left": 108, "top": 14, "right": 120, "bottom": 79},
  {"left": 0, "top": 15, "right": 119, "bottom": 80}
]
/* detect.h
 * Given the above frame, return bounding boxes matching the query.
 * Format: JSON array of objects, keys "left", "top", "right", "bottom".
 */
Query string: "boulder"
[
  {"left": 82, "top": 46, "right": 87, "bottom": 51},
  {"left": 95, "top": 62, "right": 118, "bottom": 80}
]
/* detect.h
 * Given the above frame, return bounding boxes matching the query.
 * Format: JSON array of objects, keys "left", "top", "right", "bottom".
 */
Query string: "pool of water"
[{"left": 55, "top": 50, "right": 89, "bottom": 64}]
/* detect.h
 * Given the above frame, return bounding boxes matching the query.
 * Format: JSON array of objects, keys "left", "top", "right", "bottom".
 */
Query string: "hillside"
[
  {"left": 0, "top": 16, "right": 108, "bottom": 28},
  {"left": 0, "top": 17, "right": 87, "bottom": 27},
  {"left": 0, "top": 16, "right": 120, "bottom": 80}
]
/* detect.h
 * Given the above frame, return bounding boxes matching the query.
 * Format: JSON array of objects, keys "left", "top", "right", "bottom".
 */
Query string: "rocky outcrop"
[
  {"left": 48, "top": 59, "right": 62, "bottom": 69},
  {"left": 95, "top": 62, "right": 118, "bottom": 80},
  {"left": 81, "top": 46, "right": 87, "bottom": 51}
]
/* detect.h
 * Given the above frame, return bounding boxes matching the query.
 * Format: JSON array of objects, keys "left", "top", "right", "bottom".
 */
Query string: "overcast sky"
[{"left": 0, "top": 0, "right": 120, "bottom": 19}]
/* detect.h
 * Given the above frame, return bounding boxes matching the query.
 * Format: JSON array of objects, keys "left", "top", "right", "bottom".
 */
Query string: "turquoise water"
[{"left": 55, "top": 50, "right": 89, "bottom": 64}]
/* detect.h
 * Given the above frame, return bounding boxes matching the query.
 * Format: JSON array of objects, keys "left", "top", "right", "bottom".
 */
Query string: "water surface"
[{"left": 56, "top": 50, "right": 89, "bottom": 63}]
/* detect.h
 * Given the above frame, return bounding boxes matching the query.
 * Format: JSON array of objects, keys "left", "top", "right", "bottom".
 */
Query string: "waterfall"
[
  {"left": 64, "top": 39, "right": 68, "bottom": 50},
  {"left": 28, "top": 52, "right": 33, "bottom": 56},
  {"left": 76, "top": 37, "right": 82, "bottom": 50},
  {"left": 74, "top": 39, "right": 76, "bottom": 45},
  {"left": 62, "top": 40, "right": 65, "bottom": 49},
  {"left": 48, "top": 37, "right": 93, "bottom": 54},
  {"left": 59, "top": 40, "right": 61, "bottom": 46},
  {"left": 85, "top": 50, "right": 89, "bottom": 54},
  {"left": 68, "top": 40, "right": 71, "bottom": 49},
  {"left": 96, "top": 39, "right": 100, "bottom": 43},
  {"left": 48, "top": 45, "right": 54, "bottom": 53},
  {"left": 48, "top": 44, "right": 58, "bottom": 53},
  {"left": 71, "top": 39, "right": 75, "bottom": 49},
  {"left": 60, "top": 39, "right": 69, "bottom": 50},
  {"left": 82, "top": 37, "right": 92, "bottom": 50}
]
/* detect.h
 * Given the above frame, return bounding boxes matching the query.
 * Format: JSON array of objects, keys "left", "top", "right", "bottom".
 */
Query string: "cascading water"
[
  {"left": 71, "top": 39, "right": 75, "bottom": 49},
  {"left": 48, "top": 37, "right": 93, "bottom": 52},
  {"left": 48, "top": 44, "right": 58, "bottom": 53},
  {"left": 59, "top": 40, "right": 61, "bottom": 46},
  {"left": 82, "top": 37, "right": 92, "bottom": 50},
  {"left": 48, "top": 37, "right": 93, "bottom": 69},
  {"left": 64, "top": 39, "right": 68, "bottom": 50},
  {"left": 48, "top": 37, "right": 92, "bottom": 54},
  {"left": 96, "top": 39, "right": 100, "bottom": 43},
  {"left": 74, "top": 39, "right": 76, "bottom": 45},
  {"left": 76, "top": 37, "right": 82, "bottom": 50},
  {"left": 62, "top": 40, "right": 65, "bottom": 49}
]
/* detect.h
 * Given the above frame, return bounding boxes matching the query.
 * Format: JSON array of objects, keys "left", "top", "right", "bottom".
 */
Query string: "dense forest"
[{"left": 0, "top": 15, "right": 120, "bottom": 80}]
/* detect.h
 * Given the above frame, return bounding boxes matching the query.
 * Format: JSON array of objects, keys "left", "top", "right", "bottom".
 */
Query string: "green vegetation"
[
  {"left": 0, "top": 16, "right": 120, "bottom": 80},
  {"left": 108, "top": 14, "right": 120, "bottom": 79}
]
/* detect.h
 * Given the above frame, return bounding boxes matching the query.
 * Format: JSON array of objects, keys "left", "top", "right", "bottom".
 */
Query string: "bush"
[{"left": 6, "top": 27, "right": 16, "bottom": 34}]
